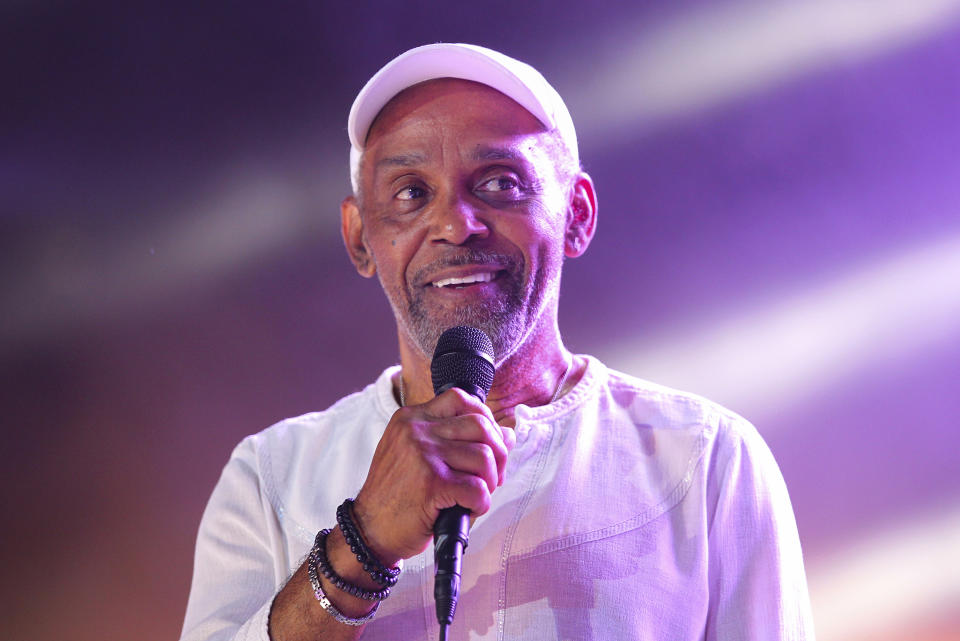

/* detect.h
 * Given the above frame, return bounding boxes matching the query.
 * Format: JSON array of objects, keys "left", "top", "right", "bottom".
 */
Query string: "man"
[{"left": 181, "top": 43, "right": 815, "bottom": 641}]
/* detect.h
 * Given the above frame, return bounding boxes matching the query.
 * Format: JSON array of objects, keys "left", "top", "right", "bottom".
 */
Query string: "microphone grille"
[{"left": 431, "top": 327, "right": 495, "bottom": 399}]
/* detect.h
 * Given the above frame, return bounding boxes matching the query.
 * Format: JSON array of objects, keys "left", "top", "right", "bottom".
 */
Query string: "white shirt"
[{"left": 181, "top": 356, "right": 815, "bottom": 640}]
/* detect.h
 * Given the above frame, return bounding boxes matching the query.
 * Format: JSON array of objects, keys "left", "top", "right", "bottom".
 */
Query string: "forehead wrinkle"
[{"left": 369, "top": 113, "right": 452, "bottom": 176}]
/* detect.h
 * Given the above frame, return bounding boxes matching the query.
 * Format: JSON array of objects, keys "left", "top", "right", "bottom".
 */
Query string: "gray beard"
[{"left": 403, "top": 249, "right": 529, "bottom": 361}]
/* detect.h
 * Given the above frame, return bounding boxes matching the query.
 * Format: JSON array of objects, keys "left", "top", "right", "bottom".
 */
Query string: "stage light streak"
[
  {"left": 807, "top": 502, "right": 960, "bottom": 641},
  {"left": 602, "top": 232, "right": 960, "bottom": 420},
  {"left": 0, "top": 160, "right": 345, "bottom": 353},
  {"left": 563, "top": 0, "right": 960, "bottom": 142}
]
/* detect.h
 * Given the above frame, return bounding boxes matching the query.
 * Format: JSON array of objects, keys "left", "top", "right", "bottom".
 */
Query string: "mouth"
[{"left": 430, "top": 271, "right": 501, "bottom": 289}]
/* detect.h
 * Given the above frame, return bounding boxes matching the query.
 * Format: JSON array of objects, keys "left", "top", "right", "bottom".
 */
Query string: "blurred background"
[{"left": 3, "top": 1, "right": 959, "bottom": 640}]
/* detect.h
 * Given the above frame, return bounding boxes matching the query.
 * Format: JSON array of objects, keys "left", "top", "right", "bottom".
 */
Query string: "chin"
[{"left": 407, "top": 308, "right": 526, "bottom": 361}]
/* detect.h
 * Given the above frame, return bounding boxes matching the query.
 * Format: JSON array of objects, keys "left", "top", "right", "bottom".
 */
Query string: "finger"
[
  {"left": 431, "top": 414, "right": 508, "bottom": 484},
  {"left": 424, "top": 386, "right": 497, "bottom": 424},
  {"left": 437, "top": 440, "right": 499, "bottom": 495},
  {"left": 499, "top": 423, "right": 517, "bottom": 455},
  {"left": 433, "top": 470, "right": 493, "bottom": 518}
]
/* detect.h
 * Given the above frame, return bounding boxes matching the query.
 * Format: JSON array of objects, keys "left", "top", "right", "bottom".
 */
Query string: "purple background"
[{"left": 3, "top": 3, "right": 959, "bottom": 640}]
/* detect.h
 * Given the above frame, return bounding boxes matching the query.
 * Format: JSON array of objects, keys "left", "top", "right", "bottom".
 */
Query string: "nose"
[{"left": 429, "top": 189, "right": 490, "bottom": 245}]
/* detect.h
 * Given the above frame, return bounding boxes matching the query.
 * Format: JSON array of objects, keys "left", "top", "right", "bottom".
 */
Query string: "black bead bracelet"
[
  {"left": 311, "top": 528, "right": 391, "bottom": 601},
  {"left": 336, "top": 499, "right": 401, "bottom": 588}
]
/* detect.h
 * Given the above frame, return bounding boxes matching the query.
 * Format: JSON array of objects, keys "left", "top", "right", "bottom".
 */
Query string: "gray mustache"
[{"left": 412, "top": 250, "right": 522, "bottom": 284}]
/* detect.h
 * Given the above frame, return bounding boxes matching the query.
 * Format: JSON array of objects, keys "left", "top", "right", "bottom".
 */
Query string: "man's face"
[{"left": 349, "top": 79, "right": 575, "bottom": 362}]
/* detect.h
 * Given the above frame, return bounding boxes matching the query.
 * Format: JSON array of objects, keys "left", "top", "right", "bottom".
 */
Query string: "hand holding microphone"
[{"left": 351, "top": 327, "right": 510, "bottom": 616}]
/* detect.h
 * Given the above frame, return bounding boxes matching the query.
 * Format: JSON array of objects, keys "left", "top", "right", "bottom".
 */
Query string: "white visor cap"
[{"left": 347, "top": 43, "right": 578, "bottom": 193}]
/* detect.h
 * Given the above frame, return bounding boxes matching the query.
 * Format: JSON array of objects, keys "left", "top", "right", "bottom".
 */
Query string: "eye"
[
  {"left": 395, "top": 184, "right": 427, "bottom": 201},
  {"left": 476, "top": 175, "right": 520, "bottom": 193}
]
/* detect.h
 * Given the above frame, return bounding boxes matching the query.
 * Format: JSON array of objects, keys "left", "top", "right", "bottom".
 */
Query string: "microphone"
[{"left": 430, "top": 326, "right": 496, "bottom": 634}]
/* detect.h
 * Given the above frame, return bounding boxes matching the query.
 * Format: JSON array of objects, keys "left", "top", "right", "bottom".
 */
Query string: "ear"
[
  {"left": 341, "top": 196, "right": 376, "bottom": 278},
  {"left": 564, "top": 171, "right": 598, "bottom": 258}
]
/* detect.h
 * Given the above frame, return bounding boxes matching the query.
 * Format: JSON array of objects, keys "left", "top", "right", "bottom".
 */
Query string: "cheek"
[
  {"left": 518, "top": 206, "right": 568, "bottom": 259},
  {"left": 374, "top": 233, "right": 433, "bottom": 296},
  {"left": 366, "top": 215, "right": 422, "bottom": 264}
]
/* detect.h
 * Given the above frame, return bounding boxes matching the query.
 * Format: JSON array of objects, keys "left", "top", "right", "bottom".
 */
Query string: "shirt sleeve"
[
  {"left": 180, "top": 437, "right": 282, "bottom": 641},
  {"left": 705, "top": 419, "right": 816, "bottom": 641}
]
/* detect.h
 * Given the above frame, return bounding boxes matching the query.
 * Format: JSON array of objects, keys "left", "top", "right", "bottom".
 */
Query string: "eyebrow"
[
  {"left": 373, "top": 146, "right": 531, "bottom": 172},
  {"left": 375, "top": 153, "right": 428, "bottom": 170},
  {"left": 471, "top": 146, "right": 526, "bottom": 162}
]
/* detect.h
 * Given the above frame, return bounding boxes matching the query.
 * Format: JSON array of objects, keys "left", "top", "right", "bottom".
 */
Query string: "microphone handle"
[{"left": 433, "top": 505, "right": 470, "bottom": 626}]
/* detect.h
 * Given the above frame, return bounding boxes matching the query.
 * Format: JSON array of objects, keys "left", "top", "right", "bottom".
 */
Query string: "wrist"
[
  {"left": 324, "top": 526, "right": 393, "bottom": 595},
  {"left": 305, "top": 527, "right": 382, "bottom": 624},
  {"left": 350, "top": 497, "right": 405, "bottom": 567}
]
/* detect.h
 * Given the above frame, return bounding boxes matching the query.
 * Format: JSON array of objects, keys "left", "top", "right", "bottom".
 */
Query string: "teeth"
[{"left": 432, "top": 272, "right": 494, "bottom": 288}]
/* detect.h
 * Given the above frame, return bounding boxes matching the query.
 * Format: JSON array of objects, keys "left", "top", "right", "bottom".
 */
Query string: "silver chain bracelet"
[{"left": 307, "top": 532, "right": 380, "bottom": 626}]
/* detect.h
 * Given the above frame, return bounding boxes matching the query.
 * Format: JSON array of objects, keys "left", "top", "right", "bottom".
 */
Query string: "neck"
[{"left": 395, "top": 323, "right": 573, "bottom": 422}]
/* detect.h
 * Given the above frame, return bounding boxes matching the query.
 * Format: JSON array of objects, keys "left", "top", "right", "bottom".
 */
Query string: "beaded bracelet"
[
  {"left": 311, "top": 528, "right": 391, "bottom": 601},
  {"left": 336, "top": 498, "right": 401, "bottom": 588},
  {"left": 306, "top": 531, "right": 380, "bottom": 626}
]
